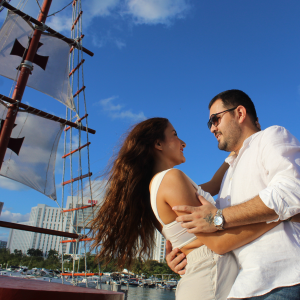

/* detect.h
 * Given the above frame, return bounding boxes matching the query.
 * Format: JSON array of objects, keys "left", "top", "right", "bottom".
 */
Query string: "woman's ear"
[{"left": 154, "top": 140, "right": 163, "bottom": 151}]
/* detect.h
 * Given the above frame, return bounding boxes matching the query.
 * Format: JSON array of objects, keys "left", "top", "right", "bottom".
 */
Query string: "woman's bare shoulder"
[{"left": 159, "top": 169, "right": 197, "bottom": 204}]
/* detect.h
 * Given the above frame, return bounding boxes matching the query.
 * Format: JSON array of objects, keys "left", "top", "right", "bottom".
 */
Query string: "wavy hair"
[{"left": 89, "top": 117, "right": 169, "bottom": 268}]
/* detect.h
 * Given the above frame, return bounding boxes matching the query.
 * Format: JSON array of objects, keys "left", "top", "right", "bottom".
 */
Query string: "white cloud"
[
  {"left": 97, "top": 96, "right": 146, "bottom": 122},
  {"left": 125, "top": 0, "right": 191, "bottom": 25},
  {"left": 85, "top": 0, "right": 190, "bottom": 25},
  {"left": 0, "top": 209, "right": 30, "bottom": 223},
  {"left": 46, "top": 15, "right": 72, "bottom": 32},
  {"left": 0, "top": 0, "right": 190, "bottom": 50},
  {"left": 85, "top": 0, "right": 120, "bottom": 18},
  {"left": 0, "top": 176, "right": 29, "bottom": 191},
  {"left": 92, "top": 32, "right": 126, "bottom": 49},
  {"left": 115, "top": 39, "right": 126, "bottom": 49}
]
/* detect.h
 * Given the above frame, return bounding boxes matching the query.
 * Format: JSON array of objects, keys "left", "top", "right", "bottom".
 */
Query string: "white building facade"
[
  {"left": 152, "top": 230, "right": 166, "bottom": 262},
  {"left": 7, "top": 196, "right": 166, "bottom": 260},
  {"left": 7, "top": 197, "right": 99, "bottom": 256}
]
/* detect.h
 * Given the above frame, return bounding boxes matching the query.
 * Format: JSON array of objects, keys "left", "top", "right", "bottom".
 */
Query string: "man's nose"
[{"left": 210, "top": 123, "right": 217, "bottom": 133}]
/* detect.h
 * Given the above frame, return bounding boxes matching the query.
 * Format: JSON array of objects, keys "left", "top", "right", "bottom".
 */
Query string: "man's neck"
[{"left": 233, "top": 126, "right": 260, "bottom": 154}]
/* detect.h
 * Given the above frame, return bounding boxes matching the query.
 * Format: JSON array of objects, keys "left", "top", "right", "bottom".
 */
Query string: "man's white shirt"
[{"left": 216, "top": 126, "right": 300, "bottom": 299}]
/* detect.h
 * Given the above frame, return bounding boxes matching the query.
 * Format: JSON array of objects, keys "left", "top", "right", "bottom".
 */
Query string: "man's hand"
[
  {"left": 165, "top": 240, "right": 187, "bottom": 275},
  {"left": 173, "top": 195, "right": 218, "bottom": 233}
]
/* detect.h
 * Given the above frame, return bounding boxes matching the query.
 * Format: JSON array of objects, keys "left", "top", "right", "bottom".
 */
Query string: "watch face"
[{"left": 214, "top": 216, "right": 223, "bottom": 226}]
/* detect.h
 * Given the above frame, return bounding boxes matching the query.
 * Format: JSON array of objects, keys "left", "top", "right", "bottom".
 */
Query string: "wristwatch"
[{"left": 213, "top": 209, "right": 224, "bottom": 230}]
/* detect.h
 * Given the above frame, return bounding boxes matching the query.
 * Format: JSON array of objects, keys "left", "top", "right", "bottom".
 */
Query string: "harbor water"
[{"left": 101, "top": 283, "right": 176, "bottom": 300}]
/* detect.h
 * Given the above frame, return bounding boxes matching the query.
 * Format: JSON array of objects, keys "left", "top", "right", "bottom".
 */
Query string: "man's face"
[{"left": 209, "top": 99, "right": 242, "bottom": 152}]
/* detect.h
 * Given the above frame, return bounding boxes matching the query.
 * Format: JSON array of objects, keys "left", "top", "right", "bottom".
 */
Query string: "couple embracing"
[{"left": 90, "top": 89, "right": 300, "bottom": 300}]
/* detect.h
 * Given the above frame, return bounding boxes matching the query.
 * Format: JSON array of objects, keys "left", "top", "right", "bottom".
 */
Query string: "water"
[
  {"left": 0, "top": 272, "right": 176, "bottom": 300},
  {"left": 100, "top": 283, "right": 176, "bottom": 300}
]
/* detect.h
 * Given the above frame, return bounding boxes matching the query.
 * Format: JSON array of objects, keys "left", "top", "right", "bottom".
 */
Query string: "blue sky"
[{"left": 1, "top": 0, "right": 300, "bottom": 241}]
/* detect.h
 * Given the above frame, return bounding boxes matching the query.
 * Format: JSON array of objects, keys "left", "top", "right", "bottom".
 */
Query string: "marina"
[{"left": 0, "top": 268, "right": 177, "bottom": 300}]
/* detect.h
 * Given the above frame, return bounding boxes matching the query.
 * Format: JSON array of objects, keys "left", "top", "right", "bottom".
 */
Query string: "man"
[{"left": 167, "top": 89, "right": 300, "bottom": 299}]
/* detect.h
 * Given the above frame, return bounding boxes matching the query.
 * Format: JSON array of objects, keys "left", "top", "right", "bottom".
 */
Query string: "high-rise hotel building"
[
  {"left": 7, "top": 197, "right": 97, "bottom": 256},
  {"left": 7, "top": 197, "right": 167, "bottom": 261}
]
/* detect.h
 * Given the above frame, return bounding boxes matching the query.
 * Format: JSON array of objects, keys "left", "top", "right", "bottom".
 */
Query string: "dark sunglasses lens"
[{"left": 207, "top": 120, "right": 212, "bottom": 129}]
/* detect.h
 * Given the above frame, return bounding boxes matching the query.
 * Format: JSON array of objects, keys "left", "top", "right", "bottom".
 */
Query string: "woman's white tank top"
[{"left": 150, "top": 168, "right": 216, "bottom": 249}]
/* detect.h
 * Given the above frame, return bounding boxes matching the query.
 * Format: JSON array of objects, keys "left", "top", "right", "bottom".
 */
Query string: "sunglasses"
[{"left": 207, "top": 107, "right": 238, "bottom": 129}]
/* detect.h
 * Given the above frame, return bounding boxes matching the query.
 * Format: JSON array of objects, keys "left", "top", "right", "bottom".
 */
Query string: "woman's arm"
[
  {"left": 194, "top": 221, "right": 280, "bottom": 255},
  {"left": 159, "top": 169, "right": 280, "bottom": 255},
  {"left": 200, "top": 152, "right": 235, "bottom": 196},
  {"left": 200, "top": 162, "right": 229, "bottom": 196}
]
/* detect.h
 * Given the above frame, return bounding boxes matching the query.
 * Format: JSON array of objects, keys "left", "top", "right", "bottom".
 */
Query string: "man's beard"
[{"left": 217, "top": 120, "right": 241, "bottom": 151}]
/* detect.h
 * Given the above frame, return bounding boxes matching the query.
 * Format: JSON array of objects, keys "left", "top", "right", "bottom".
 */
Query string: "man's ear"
[
  {"left": 154, "top": 140, "right": 163, "bottom": 151},
  {"left": 236, "top": 105, "right": 247, "bottom": 124}
]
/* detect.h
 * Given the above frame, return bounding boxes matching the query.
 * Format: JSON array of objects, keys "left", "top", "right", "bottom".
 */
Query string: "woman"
[{"left": 90, "top": 117, "right": 280, "bottom": 299}]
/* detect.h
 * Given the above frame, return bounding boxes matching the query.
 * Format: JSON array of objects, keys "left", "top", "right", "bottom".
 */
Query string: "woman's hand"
[{"left": 165, "top": 240, "right": 187, "bottom": 275}]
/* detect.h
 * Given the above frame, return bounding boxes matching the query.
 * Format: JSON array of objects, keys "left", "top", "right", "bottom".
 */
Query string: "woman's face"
[{"left": 159, "top": 122, "right": 186, "bottom": 166}]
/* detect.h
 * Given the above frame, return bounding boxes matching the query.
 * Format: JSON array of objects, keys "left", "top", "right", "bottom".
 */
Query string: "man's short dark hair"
[{"left": 208, "top": 89, "right": 258, "bottom": 125}]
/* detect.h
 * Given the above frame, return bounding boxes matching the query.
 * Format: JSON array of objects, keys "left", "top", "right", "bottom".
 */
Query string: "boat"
[
  {"left": 0, "top": 1, "right": 124, "bottom": 299},
  {"left": 128, "top": 278, "right": 140, "bottom": 286}
]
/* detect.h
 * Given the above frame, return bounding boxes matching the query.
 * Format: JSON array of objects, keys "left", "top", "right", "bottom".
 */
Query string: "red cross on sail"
[
  {"left": 0, "top": 11, "right": 75, "bottom": 111},
  {"left": 0, "top": 102, "right": 63, "bottom": 200}
]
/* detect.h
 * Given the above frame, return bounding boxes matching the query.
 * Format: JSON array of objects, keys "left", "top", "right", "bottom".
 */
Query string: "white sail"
[
  {"left": 0, "top": 102, "right": 63, "bottom": 200},
  {"left": 0, "top": 11, "right": 76, "bottom": 111}
]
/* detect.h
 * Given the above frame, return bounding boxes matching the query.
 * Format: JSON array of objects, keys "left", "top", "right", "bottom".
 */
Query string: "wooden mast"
[{"left": 0, "top": 0, "right": 52, "bottom": 170}]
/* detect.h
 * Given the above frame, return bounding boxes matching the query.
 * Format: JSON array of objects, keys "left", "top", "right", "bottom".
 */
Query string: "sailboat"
[{"left": 0, "top": 0, "right": 123, "bottom": 299}]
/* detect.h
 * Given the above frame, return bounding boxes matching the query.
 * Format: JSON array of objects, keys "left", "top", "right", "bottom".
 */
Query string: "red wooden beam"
[
  {"left": 61, "top": 273, "right": 102, "bottom": 276},
  {"left": 0, "top": 94, "right": 96, "bottom": 135},
  {"left": 71, "top": 11, "right": 83, "bottom": 30},
  {"left": 73, "top": 86, "right": 86, "bottom": 98},
  {"left": 64, "top": 113, "right": 88, "bottom": 132},
  {"left": 62, "top": 142, "right": 91, "bottom": 158},
  {"left": 62, "top": 172, "right": 92, "bottom": 186},
  {"left": 61, "top": 204, "right": 96, "bottom": 213},
  {"left": 0, "top": 0, "right": 52, "bottom": 171},
  {"left": 0, "top": 220, "right": 78, "bottom": 238},
  {"left": 70, "top": 34, "right": 84, "bottom": 53},
  {"left": 60, "top": 238, "right": 91, "bottom": 243},
  {"left": 69, "top": 59, "right": 85, "bottom": 77}
]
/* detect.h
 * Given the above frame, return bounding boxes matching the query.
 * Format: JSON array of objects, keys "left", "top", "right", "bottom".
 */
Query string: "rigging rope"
[{"left": 48, "top": 0, "right": 73, "bottom": 17}]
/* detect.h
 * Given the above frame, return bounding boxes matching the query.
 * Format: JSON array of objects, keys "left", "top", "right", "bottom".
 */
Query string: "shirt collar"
[{"left": 224, "top": 130, "right": 262, "bottom": 166}]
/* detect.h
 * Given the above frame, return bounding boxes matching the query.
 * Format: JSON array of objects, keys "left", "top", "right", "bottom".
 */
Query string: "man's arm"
[
  {"left": 200, "top": 161, "right": 229, "bottom": 196},
  {"left": 223, "top": 195, "right": 277, "bottom": 228},
  {"left": 176, "top": 127, "right": 300, "bottom": 233},
  {"left": 174, "top": 194, "right": 277, "bottom": 233},
  {"left": 174, "top": 193, "right": 300, "bottom": 233}
]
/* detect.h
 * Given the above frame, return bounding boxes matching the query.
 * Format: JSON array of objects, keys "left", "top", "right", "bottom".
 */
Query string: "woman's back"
[{"left": 150, "top": 168, "right": 215, "bottom": 254}]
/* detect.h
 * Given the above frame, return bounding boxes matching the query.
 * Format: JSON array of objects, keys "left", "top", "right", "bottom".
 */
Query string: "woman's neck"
[{"left": 152, "top": 159, "right": 175, "bottom": 176}]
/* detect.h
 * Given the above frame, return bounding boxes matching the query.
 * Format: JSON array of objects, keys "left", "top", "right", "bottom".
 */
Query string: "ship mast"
[{"left": 0, "top": 0, "right": 52, "bottom": 170}]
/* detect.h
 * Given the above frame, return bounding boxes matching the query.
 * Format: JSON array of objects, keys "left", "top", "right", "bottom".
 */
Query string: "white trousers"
[{"left": 176, "top": 245, "right": 238, "bottom": 300}]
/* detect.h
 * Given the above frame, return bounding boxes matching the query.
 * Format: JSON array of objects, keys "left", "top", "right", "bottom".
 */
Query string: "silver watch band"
[{"left": 215, "top": 209, "right": 224, "bottom": 230}]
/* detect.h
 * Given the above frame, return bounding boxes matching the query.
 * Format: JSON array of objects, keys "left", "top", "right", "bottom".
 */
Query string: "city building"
[
  {"left": 7, "top": 197, "right": 99, "bottom": 256},
  {"left": 152, "top": 231, "right": 166, "bottom": 262},
  {"left": 0, "top": 240, "right": 7, "bottom": 249},
  {"left": 7, "top": 196, "right": 167, "bottom": 261}
]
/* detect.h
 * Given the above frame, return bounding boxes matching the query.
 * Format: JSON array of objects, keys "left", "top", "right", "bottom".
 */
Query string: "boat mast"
[{"left": 0, "top": 0, "right": 52, "bottom": 170}]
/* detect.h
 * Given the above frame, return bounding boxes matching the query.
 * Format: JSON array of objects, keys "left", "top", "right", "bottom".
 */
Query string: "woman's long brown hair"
[{"left": 89, "top": 117, "right": 169, "bottom": 268}]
